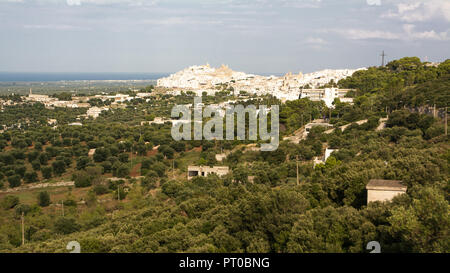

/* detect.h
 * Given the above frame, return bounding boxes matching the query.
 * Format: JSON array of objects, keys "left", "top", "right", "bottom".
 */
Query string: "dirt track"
[{"left": 0, "top": 181, "right": 75, "bottom": 194}]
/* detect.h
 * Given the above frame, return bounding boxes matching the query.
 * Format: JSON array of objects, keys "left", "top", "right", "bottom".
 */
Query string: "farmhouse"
[{"left": 366, "top": 179, "right": 407, "bottom": 204}]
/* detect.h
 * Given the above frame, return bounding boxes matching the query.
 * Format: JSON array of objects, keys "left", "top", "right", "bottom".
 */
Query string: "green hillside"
[{"left": 0, "top": 57, "right": 448, "bottom": 253}]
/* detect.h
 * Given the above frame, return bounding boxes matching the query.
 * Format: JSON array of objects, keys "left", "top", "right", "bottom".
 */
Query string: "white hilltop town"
[
  {"left": 0, "top": 64, "right": 365, "bottom": 132},
  {"left": 157, "top": 64, "right": 366, "bottom": 107}
]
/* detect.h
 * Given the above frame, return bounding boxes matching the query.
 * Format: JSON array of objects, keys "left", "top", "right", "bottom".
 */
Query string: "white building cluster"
[
  {"left": 157, "top": 64, "right": 251, "bottom": 90},
  {"left": 157, "top": 64, "right": 365, "bottom": 104},
  {"left": 86, "top": 106, "right": 109, "bottom": 119}
]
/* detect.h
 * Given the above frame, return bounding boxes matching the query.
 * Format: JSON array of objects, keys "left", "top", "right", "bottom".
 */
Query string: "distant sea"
[{"left": 0, "top": 72, "right": 170, "bottom": 82}]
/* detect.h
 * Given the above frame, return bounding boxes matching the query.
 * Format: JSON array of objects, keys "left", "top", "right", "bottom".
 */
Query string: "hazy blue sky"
[{"left": 0, "top": 0, "right": 449, "bottom": 73}]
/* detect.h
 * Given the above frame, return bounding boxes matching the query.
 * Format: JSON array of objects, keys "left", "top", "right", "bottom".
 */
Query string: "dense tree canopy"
[{"left": 0, "top": 57, "right": 448, "bottom": 253}]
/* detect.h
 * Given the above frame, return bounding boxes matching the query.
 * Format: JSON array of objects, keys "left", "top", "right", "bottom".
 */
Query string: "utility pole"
[
  {"left": 131, "top": 112, "right": 135, "bottom": 175},
  {"left": 445, "top": 107, "right": 448, "bottom": 136},
  {"left": 381, "top": 51, "right": 387, "bottom": 67},
  {"left": 21, "top": 212, "right": 25, "bottom": 246},
  {"left": 172, "top": 159, "right": 175, "bottom": 179},
  {"left": 296, "top": 155, "right": 299, "bottom": 186},
  {"left": 130, "top": 142, "right": 133, "bottom": 175},
  {"left": 61, "top": 200, "right": 64, "bottom": 217},
  {"left": 434, "top": 104, "right": 437, "bottom": 118}
]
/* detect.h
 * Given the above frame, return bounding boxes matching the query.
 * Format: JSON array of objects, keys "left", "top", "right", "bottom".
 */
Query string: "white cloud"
[
  {"left": 282, "top": 0, "right": 322, "bottom": 8},
  {"left": 335, "top": 29, "right": 400, "bottom": 40},
  {"left": 331, "top": 25, "right": 449, "bottom": 41},
  {"left": 218, "top": 0, "right": 322, "bottom": 9},
  {"left": 402, "top": 24, "right": 449, "bottom": 40},
  {"left": 23, "top": 24, "right": 89, "bottom": 30},
  {"left": 366, "top": 0, "right": 381, "bottom": 6},
  {"left": 305, "top": 37, "right": 327, "bottom": 45},
  {"left": 383, "top": 0, "right": 450, "bottom": 22},
  {"left": 0, "top": 0, "right": 159, "bottom": 5},
  {"left": 302, "top": 36, "right": 328, "bottom": 50},
  {"left": 64, "top": 0, "right": 159, "bottom": 6},
  {"left": 141, "top": 17, "right": 223, "bottom": 26},
  {"left": 66, "top": 0, "right": 80, "bottom": 6}
]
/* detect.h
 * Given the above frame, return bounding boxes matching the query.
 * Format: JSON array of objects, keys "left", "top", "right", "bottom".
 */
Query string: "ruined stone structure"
[{"left": 187, "top": 166, "right": 230, "bottom": 180}]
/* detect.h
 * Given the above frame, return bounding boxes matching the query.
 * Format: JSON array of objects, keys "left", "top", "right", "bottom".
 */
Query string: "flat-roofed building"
[
  {"left": 366, "top": 179, "right": 407, "bottom": 204},
  {"left": 141, "top": 117, "right": 166, "bottom": 125},
  {"left": 68, "top": 122, "right": 82, "bottom": 126},
  {"left": 300, "top": 88, "right": 354, "bottom": 108},
  {"left": 187, "top": 166, "right": 229, "bottom": 180},
  {"left": 87, "top": 106, "right": 108, "bottom": 119},
  {"left": 88, "top": 149, "right": 96, "bottom": 157},
  {"left": 215, "top": 153, "right": 227, "bottom": 162}
]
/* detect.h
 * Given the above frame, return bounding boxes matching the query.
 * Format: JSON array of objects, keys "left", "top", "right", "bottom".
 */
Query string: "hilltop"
[{"left": 157, "top": 64, "right": 365, "bottom": 101}]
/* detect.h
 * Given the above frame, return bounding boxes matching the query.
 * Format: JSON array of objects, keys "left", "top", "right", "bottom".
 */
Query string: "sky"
[{"left": 0, "top": 0, "right": 449, "bottom": 74}]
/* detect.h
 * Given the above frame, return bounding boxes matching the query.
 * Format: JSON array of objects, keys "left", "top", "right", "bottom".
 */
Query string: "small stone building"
[
  {"left": 187, "top": 166, "right": 229, "bottom": 180},
  {"left": 366, "top": 179, "right": 407, "bottom": 204},
  {"left": 88, "top": 149, "right": 96, "bottom": 157}
]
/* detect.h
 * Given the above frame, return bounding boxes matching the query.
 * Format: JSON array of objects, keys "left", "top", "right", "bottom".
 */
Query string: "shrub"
[
  {"left": 54, "top": 217, "right": 81, "bottom": 235},
  {"left": 14, "top": 165, "right": 26, "bottom": 177},
  {"left": 24, "top": 171, "right": 38, "bottom": 183},
  {"left": 15, "top": 204, "right": 31, "bottom": 216},
  {"left": 52, "top": 160, "right": 66, "bottom": 176},
  {"left": 141, "top": 176, "right": 157, "bottom": 190},
  {"left": 1, "top": 195, "right": 19, "bottom": 209},
  {"left": 41, "top": 166, "right": 52, "bottom": 179},
  {"left": 37, "top": 191, "right": 51, "bottom": 207},
  {"left": 7, "top": 175, "right": 21, "bottom": 188},
  {"left": 118, "top": 153, "right": 129, "bottom": 163},
  {"left": 93, "top": 184, "right": 108, "bottom": 195},
  {"left": 116, "top": 165, "right": 130, "bottom": 178},
  {"left": 76, "top": 156, "right": 91, "bottom": 170},
  {"left": 73, "top": 171, "right": 92, "bottom": 188},
  {"left": 63, "top": 199, "right": 77, "bottom": 207},
  {"left": 101, "top": 161, "right": 112, "bottom": 173},
  {"left": 31, "top": 160, "right": 41, "bottom": 171},
  {"left": 31, "top": 229, "right": 52, "bottom": 242}
]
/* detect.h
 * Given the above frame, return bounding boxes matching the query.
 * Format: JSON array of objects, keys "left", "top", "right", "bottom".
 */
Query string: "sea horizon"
[
  {"left": 0, "top": 72, "right": 171, "bottom": 82},
  {"left": 0, "top": 71, "right": 288, "bottom": 82}
]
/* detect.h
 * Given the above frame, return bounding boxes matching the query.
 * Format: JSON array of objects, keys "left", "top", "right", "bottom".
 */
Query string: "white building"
[
  {"left": 141, "top": 117, "right": 166, "bottom": 125},
  {"left": 157, "top": 64, "right": 364, "bottom": 103},
  {"left": 187, "top": 166, "right": 230, "bottom": 180},
  {"left": 313, "top": 148, "right": 338, "bottom": 167},
  {"left": 87, "top": 106, "right": 108, "bottom": 119},
  {"left": 300, "top": 88, "right": 354, "bottom": 108},
  {"left": 136, "top": 92, "right": 152, "bottom": 98},
  {"left": 68, "top": 122, "right": 82, "bottom": 126},
  {"left": 366, "top": 179, "right": 407, "bottom": 204},
  {"left": 26, "top": 89, "right": 52, "bottom": 103},
  {"left": 47, "top": 119, "right": 57, "bottom": 125}
]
